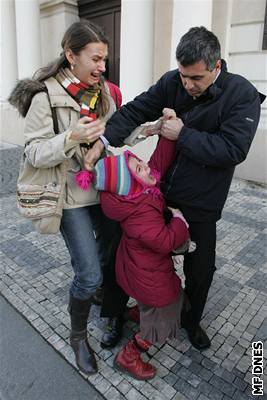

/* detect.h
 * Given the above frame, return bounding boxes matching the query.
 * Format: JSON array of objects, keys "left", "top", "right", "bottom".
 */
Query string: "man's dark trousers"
[{"left": 182, "top": 220, "right": 217, "bottom": 329}]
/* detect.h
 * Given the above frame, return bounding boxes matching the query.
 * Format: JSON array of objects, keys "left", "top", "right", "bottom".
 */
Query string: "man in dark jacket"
[{"left": 87, "top": 26, "right": 264, "bottom": 350}]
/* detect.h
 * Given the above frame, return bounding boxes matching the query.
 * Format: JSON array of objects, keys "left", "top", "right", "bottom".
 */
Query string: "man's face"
[{"left": 178, "top": 60, "right": 221, "bottom": 97}]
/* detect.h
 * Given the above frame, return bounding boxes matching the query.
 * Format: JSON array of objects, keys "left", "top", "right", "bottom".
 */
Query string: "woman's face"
[
  {"left": 128, "top": 156, "right": 157, "bottom": 186},
  {"left": 66, "top": 42, "right": 108, "bottom": 85}
]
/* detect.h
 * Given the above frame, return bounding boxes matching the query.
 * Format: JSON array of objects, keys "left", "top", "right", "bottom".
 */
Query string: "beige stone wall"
[
  {"left": 153, "top": 0, "right": 173, "bottom": 82},
  {"left": 40, "top": 0, "right": 79, "bottom": 64}
]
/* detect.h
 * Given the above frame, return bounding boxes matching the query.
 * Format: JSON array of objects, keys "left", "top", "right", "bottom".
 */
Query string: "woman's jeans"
[{"left": 60, "top": 205, "right": 118, "bottom": 301}]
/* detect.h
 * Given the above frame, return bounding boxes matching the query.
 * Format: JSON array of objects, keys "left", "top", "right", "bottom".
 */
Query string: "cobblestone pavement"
[{"left": 1, "top": 143, "right": 267, "bottom": 400}]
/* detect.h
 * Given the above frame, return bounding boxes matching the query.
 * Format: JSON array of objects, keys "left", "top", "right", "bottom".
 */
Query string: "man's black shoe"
[
  {"left": 184, "top": 324, "right": 211, "bottom": 350},
  {"left": 101, "top": 316, "right": 124, "bottom": 349}
]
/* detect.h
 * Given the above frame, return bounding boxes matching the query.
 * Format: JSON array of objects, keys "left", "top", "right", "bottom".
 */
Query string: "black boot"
[
  {"left": 100, "top": 315, "right": 124, "bottom": 349},
  {"left": 186, "top": 325, "right": 211, "bottom": 350},
  {"left": 69, "top": 296, "right": 97, "bottom": 375},
  {"left": 181, "top": 310, "right": 211, "bottom": 350}
]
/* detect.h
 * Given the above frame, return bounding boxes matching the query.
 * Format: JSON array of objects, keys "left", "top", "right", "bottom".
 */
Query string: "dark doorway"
[{"left": 78, "top": 0, "right": 121, "bottom": 85}]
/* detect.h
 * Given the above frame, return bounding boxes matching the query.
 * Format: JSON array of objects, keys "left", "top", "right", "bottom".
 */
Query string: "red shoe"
[
  {"left": 114, "top": 340, "right": 156, "bottom": 380},
  {"left": 125, "top": 305, "right": 140, "bottom": 324},
  {"left": 134, "top": 332, "right": 152, "bottom": 351}
]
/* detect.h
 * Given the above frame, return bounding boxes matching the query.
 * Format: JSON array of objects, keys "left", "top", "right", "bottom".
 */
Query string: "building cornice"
[{"left": 40, "top": 0, "right": 78, "bottom": 17}]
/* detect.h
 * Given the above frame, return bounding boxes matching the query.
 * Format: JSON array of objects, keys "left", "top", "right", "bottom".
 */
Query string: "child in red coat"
[{"left": 76, "top": 109, "right": 194, "bottom": 380}]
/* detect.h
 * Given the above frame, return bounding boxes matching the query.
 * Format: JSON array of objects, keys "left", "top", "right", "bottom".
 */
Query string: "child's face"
[{"left": 128, "top": 156, "right": 157, "bottom": 186}]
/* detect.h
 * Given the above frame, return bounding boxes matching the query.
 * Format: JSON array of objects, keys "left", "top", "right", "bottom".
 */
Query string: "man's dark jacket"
[{"left": 104, "top": 61, "right": 264, "bottom": 221}]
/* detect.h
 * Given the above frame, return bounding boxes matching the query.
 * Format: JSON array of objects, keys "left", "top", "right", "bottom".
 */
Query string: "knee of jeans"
[
  {"left": 85, "top": 270, "right": 103, "bottom": 289},
  {"left": 75, "top": 268, "right": 102, "bottom": 289},
  {"left": 95, "top": 272, "right": 103, "bottom": 288}
]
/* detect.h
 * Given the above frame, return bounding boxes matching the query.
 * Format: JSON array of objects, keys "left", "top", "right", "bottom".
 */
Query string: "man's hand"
[
  {"left": 139, "top": 108, "right": 179, "bottom": 138},
  {"left": 84, "top": 139, "right": 104, "bottom": 170},
  {"left": 161, "top": 118, "right": 184, "bottom": 141},
  {"left": 162, "top": 108, "right": 177, "bottom": 120}
]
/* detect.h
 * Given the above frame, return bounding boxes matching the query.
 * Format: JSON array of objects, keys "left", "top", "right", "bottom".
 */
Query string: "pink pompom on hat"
[{"left": 75, "top": 150, "right": 161, "bottom": 199}]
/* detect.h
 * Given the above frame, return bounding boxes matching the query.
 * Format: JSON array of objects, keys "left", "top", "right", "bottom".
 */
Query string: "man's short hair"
[{"left": 176, "top": 26, "right": 221, "bottom": 71}]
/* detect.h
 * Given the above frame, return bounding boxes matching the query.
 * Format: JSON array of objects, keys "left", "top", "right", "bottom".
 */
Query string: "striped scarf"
[{"left": 56, "top": 68, "right": 101, "bottom": 120}]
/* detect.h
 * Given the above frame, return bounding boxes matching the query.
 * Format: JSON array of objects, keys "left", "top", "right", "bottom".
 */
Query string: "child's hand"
[
  {"left": 168, "top": 207, "right": 189, "bottom": 228},
  {"left": 143, "top": 120, "right": 162, "bottom": 137},
  {"left": 168, "top": 207, "right": 183, "bottom": 217},
  {"left": 172, "top": 239, "right": 196, "bottom": 255}
]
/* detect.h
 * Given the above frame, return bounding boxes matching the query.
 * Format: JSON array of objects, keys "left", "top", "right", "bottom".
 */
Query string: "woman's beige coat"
[
  {"left": 10, "top": 76, "right": 148, "bottom": 233},
  {"left": 13, "top": 77, "right": 116, "bottom": 233},
  {"left": 24, "top": 77, "right": 117, "bottom": 209}
]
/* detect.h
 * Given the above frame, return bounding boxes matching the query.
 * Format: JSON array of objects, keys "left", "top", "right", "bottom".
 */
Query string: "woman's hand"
[
  {"left": 70, "top": 116, "right": 105, "bottom": 144},
  {"left": 84, "top": 139, "right": 105, "bottom": 171}
]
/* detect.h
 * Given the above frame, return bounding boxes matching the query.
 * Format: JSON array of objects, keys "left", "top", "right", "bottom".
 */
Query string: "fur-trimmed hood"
[{"left": 8, "top": 79, "right": 46, "bottom": 117}]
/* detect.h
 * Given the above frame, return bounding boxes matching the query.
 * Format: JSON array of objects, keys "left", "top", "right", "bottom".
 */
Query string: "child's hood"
[{"left": 100, "top": 191, "right": 144, "bottom": 222}]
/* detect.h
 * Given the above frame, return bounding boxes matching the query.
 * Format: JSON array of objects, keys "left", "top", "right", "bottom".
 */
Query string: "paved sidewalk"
[
  {"left": 0, "top": 295, "right": 104, "bottom": 400},
  {"left": 0, "top": 143, "right": 266, "bottom": 400}
]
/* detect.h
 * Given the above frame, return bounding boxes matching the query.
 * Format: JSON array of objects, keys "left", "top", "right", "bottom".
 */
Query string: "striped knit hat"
[
  {"left": 94, "top": 151, "right": 143, "bottom": 196},
  {"left": 75, "top": 151, "right": 161, "bottom": 198}
]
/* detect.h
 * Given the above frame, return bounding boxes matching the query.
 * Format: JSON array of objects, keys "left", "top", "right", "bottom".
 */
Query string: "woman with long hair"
[{"left": 9, "top": 20, "right": 122, "bottom": 375}]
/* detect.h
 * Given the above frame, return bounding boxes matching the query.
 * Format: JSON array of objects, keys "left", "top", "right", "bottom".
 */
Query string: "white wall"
[
  {"left": 0, "top": 0, "right": 23, "bottom": 145},
  {"left": 15, "top": 0, "right": 42, "bottom": 79},
  {"left": 120, "top": 0, "right": 154, "bottom": 103},
  {"left": 119, "top": 0, "right": 157, "bottom": 160},
  {"left": 1, "top": 0, "right": 18, "bottom": 101},
  {"left": 228, "top": 0, "right": 267, "bottom": 183},
  {"left": 170, "top": 0, "right": 213, "bottom": 69}
]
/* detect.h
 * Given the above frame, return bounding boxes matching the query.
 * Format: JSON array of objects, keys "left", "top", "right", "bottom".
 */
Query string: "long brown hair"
[{"left": 34, "top": 20, "right": 110, "bottom": 117}]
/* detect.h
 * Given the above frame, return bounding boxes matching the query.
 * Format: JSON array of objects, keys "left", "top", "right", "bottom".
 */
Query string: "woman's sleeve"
[{"left": 24, "top": 92, "right": 77, "bottom": 169}]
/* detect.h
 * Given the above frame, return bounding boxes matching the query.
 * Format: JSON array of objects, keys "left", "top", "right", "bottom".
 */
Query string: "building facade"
[{"left": 1, "top": 0, "right": 266, "bottom": 183}]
